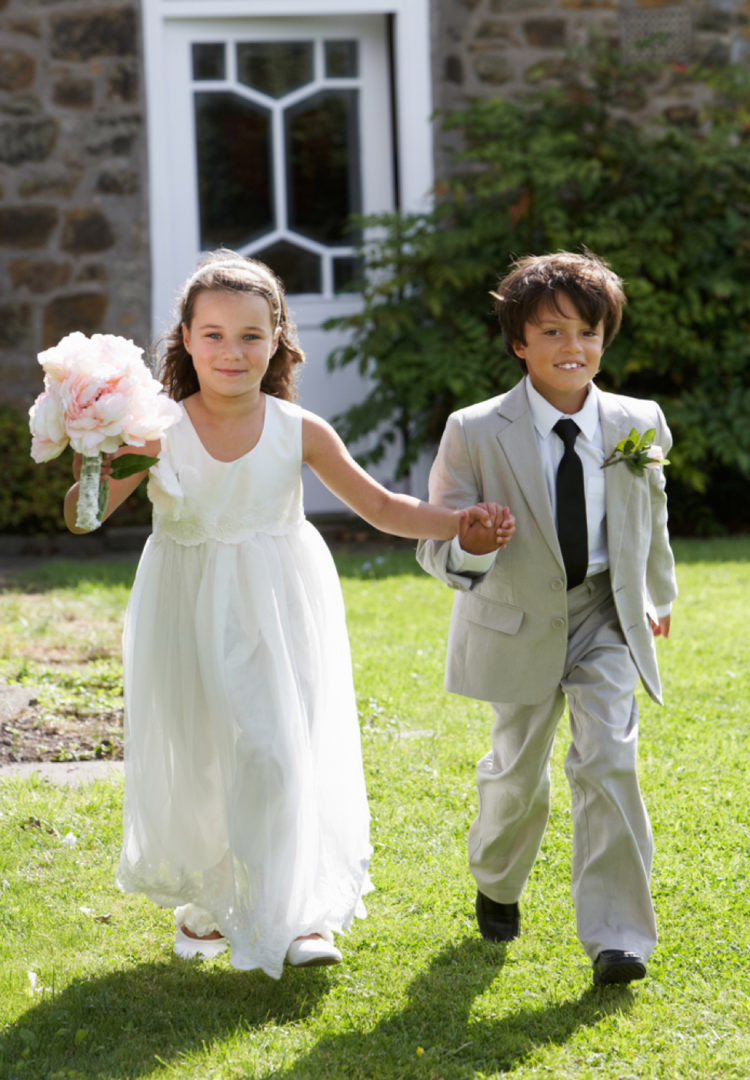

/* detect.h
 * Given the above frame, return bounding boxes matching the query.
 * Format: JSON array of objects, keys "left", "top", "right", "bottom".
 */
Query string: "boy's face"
[{"left": 513, "top": 294, "right": 604, "bottom": 414}]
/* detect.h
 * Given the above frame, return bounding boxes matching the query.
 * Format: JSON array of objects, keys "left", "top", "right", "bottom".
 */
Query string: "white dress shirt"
[{"left": 526, "top": 376, "right": 609, "bottom": 574}]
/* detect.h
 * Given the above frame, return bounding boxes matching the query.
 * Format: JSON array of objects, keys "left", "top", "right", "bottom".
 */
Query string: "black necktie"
[{"left": 553, "top": 419, "right": 588, "bottom": 589}]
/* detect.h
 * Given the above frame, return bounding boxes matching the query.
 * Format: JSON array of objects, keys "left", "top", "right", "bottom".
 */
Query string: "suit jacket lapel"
[
  {"left": 597, "top": 388, "right": 637, "bottom": 568},
  {"left": 495, "top": 382, "right": 560, "bottom": 565}
]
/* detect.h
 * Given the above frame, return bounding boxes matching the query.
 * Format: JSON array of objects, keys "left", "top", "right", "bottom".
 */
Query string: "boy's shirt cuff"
[
  {"left": 654, "top": 602, "right": 672, "bottom": 619},
  {"left": 447, "top": 536, "right": 498, "bottom": 574}
]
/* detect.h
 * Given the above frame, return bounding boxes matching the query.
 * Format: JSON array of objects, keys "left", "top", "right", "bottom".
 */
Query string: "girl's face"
[{"left": 182, "top": 288, "right": 280, "bottom": 400}]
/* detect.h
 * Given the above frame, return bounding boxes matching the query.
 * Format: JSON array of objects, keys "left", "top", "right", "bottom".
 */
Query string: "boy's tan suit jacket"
[{"left": 416, "top": 380, "right": 677, "bottom": 706}]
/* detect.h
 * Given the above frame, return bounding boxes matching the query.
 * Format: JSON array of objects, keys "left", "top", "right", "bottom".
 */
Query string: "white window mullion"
[
  {"left": 320, "top": 253, "right": 333, "bottom": 300},
  {"left": 226, "top": 37, "right": 237, "bottom": 82},
  {"left": 272, "top": 105, "right": 288, "bottom": 233},
  {"left": 314, "top": 34, "right": 324, "bottom": 82}
]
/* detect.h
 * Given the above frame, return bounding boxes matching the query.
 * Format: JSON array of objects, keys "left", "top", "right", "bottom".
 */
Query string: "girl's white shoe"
[
  {"left": 174, "top": 926, "right": 229, "bottom": 959},
  {"left": 285, "top": 934, "right": 342, "bottom": 967}
]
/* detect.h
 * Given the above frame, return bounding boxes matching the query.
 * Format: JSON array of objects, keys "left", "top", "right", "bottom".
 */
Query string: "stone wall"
[
  {"left": 1, "top": 0, "right": 746, "bottom": 411},
  {"left": 0, "top": 0, "right": 148, "bottom": 408},
  {"left": 431, "top": 0, "right": 749, "bottom": 162}
]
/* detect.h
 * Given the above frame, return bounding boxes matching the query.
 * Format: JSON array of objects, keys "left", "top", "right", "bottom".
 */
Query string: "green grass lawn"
[{"left": 0, "top": 537, "right": 748, "bottom": 1079}]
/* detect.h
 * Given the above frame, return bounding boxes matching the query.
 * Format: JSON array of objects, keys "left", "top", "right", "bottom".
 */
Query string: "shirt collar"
[{"left": 524, "top": 376, "right": 600, "bottom": 442}]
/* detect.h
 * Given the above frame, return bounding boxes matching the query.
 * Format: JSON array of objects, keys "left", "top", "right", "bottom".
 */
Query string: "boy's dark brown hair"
[
  {"left": 157, "top": 249, "right": 305, "bottom": 401},
  {"left": 492, "top": 250, "right": 626, "bottom": 373}
]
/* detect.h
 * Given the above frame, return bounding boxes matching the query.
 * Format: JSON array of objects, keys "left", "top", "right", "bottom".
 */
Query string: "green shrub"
[
  {"left": 0, "top": 405, "right": 151, "bottom": 535},
  {"left": 327, "top": 45, "right": 750, "bottom": 533},
  {"left": 1, "top": 405, "right": 72, "bottom": 534}
]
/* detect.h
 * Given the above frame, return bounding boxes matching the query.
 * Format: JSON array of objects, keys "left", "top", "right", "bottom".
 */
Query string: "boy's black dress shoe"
[
  {"left": 593, "top": 950, "right": 647, "bottom": 986},
  {"left": 475, "top": 890, "right": 520, "bottom": 941}
]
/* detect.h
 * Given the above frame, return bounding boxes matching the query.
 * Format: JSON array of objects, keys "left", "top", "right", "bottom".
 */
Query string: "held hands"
[{"left": 458, "top": 502, "right": 515, "bottom": 555}]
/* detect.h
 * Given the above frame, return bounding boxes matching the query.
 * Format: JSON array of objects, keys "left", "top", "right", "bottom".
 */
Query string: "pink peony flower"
[
  {"left": 36, "top": 331, "right": 93, "bottom": 386},
  {"left": 59, "top": 365, "right": 155, "bottom": 455},
  {"left": 123, "top": 391, "right": 182, "bottom": 444},
  {"left": 30, "top": 331, "right": 181, "bottom": 458},
  {"left": 29, "top": 331, "right": 182, "bottom": 529},
  {"left": 29, "top": 384, "right": 68, "bottom": 463}
]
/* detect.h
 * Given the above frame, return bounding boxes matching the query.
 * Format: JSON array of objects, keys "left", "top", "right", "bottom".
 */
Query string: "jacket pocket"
[{"left": 455, "top": 594, "right": 524, "bottom": 635}]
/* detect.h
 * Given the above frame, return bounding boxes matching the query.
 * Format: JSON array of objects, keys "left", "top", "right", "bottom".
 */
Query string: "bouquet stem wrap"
[{"left": 76, "top": 452, "right": 109, "bottom": 532}]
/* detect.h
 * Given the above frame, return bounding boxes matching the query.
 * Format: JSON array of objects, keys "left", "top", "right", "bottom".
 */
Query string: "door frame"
[{"left": 141, "top": 0, "right": 434, "bottom": 337}]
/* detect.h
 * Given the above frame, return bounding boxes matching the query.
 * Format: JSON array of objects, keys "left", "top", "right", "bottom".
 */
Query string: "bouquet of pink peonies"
[{"left": 29, "top": 331, "right": 181, "bottom": 530}]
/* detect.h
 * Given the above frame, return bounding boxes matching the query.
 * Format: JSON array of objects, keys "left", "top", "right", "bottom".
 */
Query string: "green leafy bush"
[
  {"left": 0, "top": 405, "right": 73, "bottom": 534},
  {"left": 327, "top": 47, "right": 750, "bottom": 533},
  {"left": 0, "top": 405, "right": 151, "bottom": 535}
]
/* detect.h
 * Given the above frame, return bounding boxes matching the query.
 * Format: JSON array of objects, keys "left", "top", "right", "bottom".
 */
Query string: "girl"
[{"left": 64, "top": 250, "right": 513, "bottom": 979}]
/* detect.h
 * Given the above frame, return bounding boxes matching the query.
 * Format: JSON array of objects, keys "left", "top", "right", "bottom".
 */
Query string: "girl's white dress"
[{"left": 116, "top": 395, "right": 372, "bottom": 978}]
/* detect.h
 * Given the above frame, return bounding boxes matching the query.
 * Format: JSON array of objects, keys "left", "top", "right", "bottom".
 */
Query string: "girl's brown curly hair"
[{"left": 157, "top": 249, "right": 305, "bottom": 401}]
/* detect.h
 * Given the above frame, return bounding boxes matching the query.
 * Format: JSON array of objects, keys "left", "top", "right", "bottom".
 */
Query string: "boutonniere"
[{"left": 602, "top": 428, "right": 670, "bottom": 476}]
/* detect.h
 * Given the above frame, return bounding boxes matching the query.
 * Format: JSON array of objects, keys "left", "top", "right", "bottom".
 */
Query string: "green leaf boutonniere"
[{"left": 602, "top": 428, "right": 670, "bottom": 477}]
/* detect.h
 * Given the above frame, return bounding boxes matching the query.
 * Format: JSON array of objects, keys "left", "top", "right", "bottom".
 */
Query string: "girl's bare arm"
[{"left": 302, "top": 412, "right": 506, "bottom": 543}]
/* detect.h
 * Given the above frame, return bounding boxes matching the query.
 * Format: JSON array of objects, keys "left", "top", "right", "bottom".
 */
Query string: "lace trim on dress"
[
  {"left": 152, "top": 516, "right": 307, "bottom": 546},
  {"left": 148, "top": 438, "right": 305, "bottom": 545}
]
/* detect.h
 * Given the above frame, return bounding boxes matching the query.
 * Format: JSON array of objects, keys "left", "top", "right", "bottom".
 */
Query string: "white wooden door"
[{"left": 145, "top": 7, "right": 431, "bottom": 511}]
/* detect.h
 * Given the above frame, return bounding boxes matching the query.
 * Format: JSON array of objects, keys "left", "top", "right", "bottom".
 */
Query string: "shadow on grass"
[
  {"left": 0, "top": 958, "right": 331, "bottom": 1079},
  {"left": 1, "top": 940, "right": 635, "bottom": 1079},
  {"left": 267, "top": 938, "right": 635, "bottom": 1080},
  {"left": 2, "top": 558, "right": 138, "bottom": 593}
]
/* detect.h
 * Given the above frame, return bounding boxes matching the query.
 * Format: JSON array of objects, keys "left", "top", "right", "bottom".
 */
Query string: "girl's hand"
[
  {"left": 72, "top": 452, "right": 114, "bottom": 483},
  {"left": 66, "top": 442, "right": 158, "bottom": 535},
  {"left": 458, "top": 503, "right": 515, "bottom": 554},
  {"left": 495, "top": 505, "right": 515, "bottom": 549}
]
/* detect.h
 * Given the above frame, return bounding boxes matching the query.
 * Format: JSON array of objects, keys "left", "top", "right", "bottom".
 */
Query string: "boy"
[{"left": 417, "top": 251, "right": 676, "bottom": 986}]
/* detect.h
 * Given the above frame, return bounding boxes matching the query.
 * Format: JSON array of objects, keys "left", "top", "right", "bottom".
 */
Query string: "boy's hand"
[
  {"left": 650, "top": 614, "right": 671, "bottom": 639},
  {"left": 459, "top": 502, "right": 515, "bottom": 554}
]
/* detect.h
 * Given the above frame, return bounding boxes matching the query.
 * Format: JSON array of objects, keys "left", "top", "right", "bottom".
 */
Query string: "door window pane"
[
  {"left": 189, "top": 28, "right": 377, "bottom": 296},
  {"left": 325, "top": 40, "right": 358, "bottom": 78},
  {"left": 194, "top": 91, "right": 273, "bottom": 247},
  {"left": 333, "top": 256, "right": 363, "bottom": 294},
  {"left": 255, "top": 240, "right": 321, "bottom": 295},
  {"left": 286, "top": 90, "right": 362, "bottom": 246},
  {"left": 236, "top": 41, "right": 314, "bottom": 98},
  {"left": 192, "top": 43, "right": 225, "bottom": 80}
]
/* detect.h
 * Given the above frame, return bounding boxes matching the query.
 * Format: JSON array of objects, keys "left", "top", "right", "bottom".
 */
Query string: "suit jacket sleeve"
[
  {"left": 416, "top": 411, "right": 493, "bottom": 591},
  {"left": 645, "top": 404, "right": 678, "bottom": 611}
]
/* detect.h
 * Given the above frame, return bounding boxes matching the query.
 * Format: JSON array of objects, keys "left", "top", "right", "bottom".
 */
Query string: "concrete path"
[{"left": 0, "top": 759, "right": 123, "bottom": 786}]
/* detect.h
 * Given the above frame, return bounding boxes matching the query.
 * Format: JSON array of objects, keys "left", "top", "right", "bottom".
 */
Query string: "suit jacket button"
[
  {"left": 550, "top": 578, "right": 564, "bottom": 591},
  {"left": 551, "top": 617, "right": 565, "bottom": 630}
]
